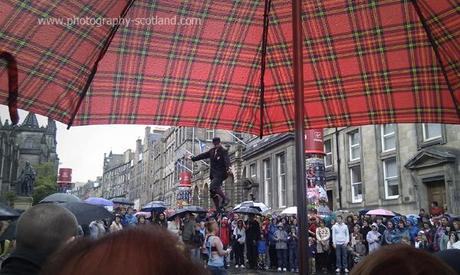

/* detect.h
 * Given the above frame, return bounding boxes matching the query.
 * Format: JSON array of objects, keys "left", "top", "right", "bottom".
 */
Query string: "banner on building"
[
  {"left": 57, "top": 168, "right": 72, "bottom": 192},
  {"left": 304, "top": 129, "right": 325, "bottom": 155},
  {"left": 58, "top": 168, "right": 72, "bottom": 183},
  {"left": 179, "top": 171, "right": 192, "bottom": 187},
  {"left": 306, "top": 157, "right": 327, "bottom": 205},
  {"left": 176, "top": 186, "right": 191, "bottom": 208}
]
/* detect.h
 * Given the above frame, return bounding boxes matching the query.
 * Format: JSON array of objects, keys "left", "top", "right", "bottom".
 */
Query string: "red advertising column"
[
  {"left": 57, "top": 168, "right": 72, "bottom": 192},
  {"left": 176, "top": 171, "right": 192, "bottom": 208},
  {"left": 305, "top": 129, "right": 331, "bottom": 217}
]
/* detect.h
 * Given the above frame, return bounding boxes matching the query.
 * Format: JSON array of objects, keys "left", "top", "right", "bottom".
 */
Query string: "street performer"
[{"left": 191, "top": 137, "right": 231, "bottom": 212}]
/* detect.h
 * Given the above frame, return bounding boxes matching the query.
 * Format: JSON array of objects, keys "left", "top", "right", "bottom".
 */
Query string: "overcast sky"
[{"left": 0, "top": 105, "right": 164, "bottom": 183}]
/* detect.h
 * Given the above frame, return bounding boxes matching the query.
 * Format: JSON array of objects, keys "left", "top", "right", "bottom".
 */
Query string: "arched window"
[
  {"left": 192, "top": 186, "right": 199, "bottom": 205},
  {"left": 202, "top": 184, "right": 209, "bottom": 209},
  {"left": 24, "top": 138, "right": 34, "bottom": 149}
]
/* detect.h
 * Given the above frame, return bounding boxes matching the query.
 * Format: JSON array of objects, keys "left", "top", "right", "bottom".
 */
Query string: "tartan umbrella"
[{"left": 0, "top": 0, "right": 458, "bottom": 134}]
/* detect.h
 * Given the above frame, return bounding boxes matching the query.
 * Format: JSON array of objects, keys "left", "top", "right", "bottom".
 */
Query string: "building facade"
[
  {"left": 98, "top": 123, "right": 459, "bottom": 215},
  {"left": 240, "top": 134, "right": 297, "bottom": 210},
  {"left": 324, "top": 123, "right": 460, "bottom": 214},
  {"left": 128, "top": 127, "right": 164, "bottom": 206},
  {"left": 203, "top": 124, "right": 460, "bottom": 215},
  {"left": 72, "top": 177, "right": 103, "bottom": 199},
  {"left": 154, "top": 127, "right": 246, "bottom": 208},
  {"left": 101, "top": 150, "right": 132, "bottom": 200},
  {"left": 0, "top": 113, "right": 59, "bottom": 195}
]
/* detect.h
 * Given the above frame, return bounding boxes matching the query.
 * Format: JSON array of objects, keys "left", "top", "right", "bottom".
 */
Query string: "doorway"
[
  {"left": 426, "top": 180, "right": 446, "bottom": 211},
  {"left": 327, "top": 190, "right": 334, "bottom": 211}
]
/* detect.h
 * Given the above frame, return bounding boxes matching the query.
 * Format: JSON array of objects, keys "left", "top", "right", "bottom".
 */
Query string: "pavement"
[
  {"left": 228, "top": 267, "right": 296, "bottom": 275},
  {"left": 228, "top": 266, "right": 337, "bottom": 274}
]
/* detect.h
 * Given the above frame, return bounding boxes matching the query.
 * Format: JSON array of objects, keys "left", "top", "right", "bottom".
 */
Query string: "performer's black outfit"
[{"left": 191, "top": 138, "right": 230, "bottom": 210}]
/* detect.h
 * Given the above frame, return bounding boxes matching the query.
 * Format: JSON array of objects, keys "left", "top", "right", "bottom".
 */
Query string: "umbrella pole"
[{"left": 291, "top": 1, "right": 309, "bottom": 275}]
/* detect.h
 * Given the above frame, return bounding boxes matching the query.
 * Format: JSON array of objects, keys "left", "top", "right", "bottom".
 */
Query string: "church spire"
[
  {"left": 22, "top": 112, "right": 39, "bottom": 128},
  {"left": 46, "top": 117, "right": 57, "bottom": 134}
]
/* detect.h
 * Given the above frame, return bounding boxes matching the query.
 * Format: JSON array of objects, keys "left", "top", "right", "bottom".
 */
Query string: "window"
[
  {"left": 422, "top": 123, "right": 442, "bottom": 141},
  {"left": 183, "top": 128, "right": 188, "bottom": 142},
  {"left": 349, "top": 131, "right": 361, "bottom": 161},
  {"left": 249, "top": 163, "right": 256, "bottom": 178},
  {"left": 381, "top": 124, "right": 396, "bottom": 152},
  {"left": 383, "top": 158, "right": 399, "bottom": 199},
  {"left": 350, "top": 166, "right": 363, "bottom": 203},
  {"left": 324, "top": 139, "right": 333, "bottom": 168},
  {"left": 206, "top": 130, "right": 215, "bottom": 141},
  {"left": 262, "top": 159, "right": 271, "bottom": 206},
  {"left": 233, "top": 132, "right": 244, "bottom": 142},
  {"left": 24, "top": 138, "right": 34, "bottom": 149},
  {"left": 277, "top": 153, "right": 287, "bottom": 208}
]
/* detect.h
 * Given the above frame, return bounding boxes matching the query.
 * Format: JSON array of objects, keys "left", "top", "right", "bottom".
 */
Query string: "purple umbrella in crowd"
[{"left": 85, "top": 197, "right": 114, "bottom": 207}]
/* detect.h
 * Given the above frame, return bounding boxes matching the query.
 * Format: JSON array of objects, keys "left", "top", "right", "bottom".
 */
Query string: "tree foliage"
[{"left": 32, "top": 162, "right": 58, "bottom": 204}]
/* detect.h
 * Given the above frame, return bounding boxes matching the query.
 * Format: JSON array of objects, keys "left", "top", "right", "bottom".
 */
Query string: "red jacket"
[{"left": 219, "top": 222, "right": 230, "bottom": 247}]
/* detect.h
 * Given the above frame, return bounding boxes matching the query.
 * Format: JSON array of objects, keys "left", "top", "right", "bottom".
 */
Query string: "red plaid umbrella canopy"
[{"left": 0, "top": 0, "right": 459, "bottom": 135}]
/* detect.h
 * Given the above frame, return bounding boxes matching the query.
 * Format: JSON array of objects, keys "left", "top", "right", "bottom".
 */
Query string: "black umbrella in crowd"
[
  {"left": 167, "top": 206, "right": 207, "bottom": 221},
  {"left": 40, "top": 193, "right": 81, "bottom": 204},
  {"left": 0, "top": 220, "right": 17, "bottom": 241},
  {"left": 111, "top": 197, "right": 134, "bottom": 206},
  {"left": 233, "top": 207, "right": 263, "bottom": 216},
  {"left": 141, "top": 201, "right": 167, "bottom": 213},
  {"left": 0, "top": 203, "right": 21, "bottom": 220},
  {"left": 59, "top": 202, "right": 113, "bottom": 225}
]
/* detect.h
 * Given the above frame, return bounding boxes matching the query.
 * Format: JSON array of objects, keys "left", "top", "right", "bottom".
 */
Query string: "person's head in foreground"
[
  {"left": 41, "top": 227, "right": 206, "bottom": 275},
  {"left": 0, "top": 204, "right": 78, "bottom": 275},
  {"left": 350, "top": 244, "right": 456, "bottom": 275}
]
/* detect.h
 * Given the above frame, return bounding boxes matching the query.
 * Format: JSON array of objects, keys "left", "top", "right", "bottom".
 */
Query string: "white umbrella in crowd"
[
  {"left": 233, "top": 201, "right": 270, "bottom": 213},
  {"left": 281, "top": 206, "right": 297, "bottom": 216}
]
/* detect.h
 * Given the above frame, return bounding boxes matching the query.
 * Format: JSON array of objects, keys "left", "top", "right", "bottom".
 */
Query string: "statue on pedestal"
[{"left": 18, "top": 162, "right": 36, "bottom": 196}]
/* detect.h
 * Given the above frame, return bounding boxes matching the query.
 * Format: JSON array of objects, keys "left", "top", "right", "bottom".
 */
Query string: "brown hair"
[
  {"left": 206, "top": 221, "right": 217, "bottom": 233},
  {"left": 351, "top": 244, "right": 456, "bottom": 275},
  {"left": 41, "top": 227, "right": 207, "bottom": 275}
]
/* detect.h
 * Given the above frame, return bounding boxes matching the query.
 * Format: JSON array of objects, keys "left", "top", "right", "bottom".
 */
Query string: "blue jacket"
[
  {"left": 287, "top": 232, "right": 298, "bottom": 249},
  {"left": 268, "top": 223, "right": 277, "bottom": 244},
  {"left": 409, "top": 226, "right": 419, "bottom": 243},
  {"left": 122, "top": 214, "right": 137, "bottom": 227},
  {"left": 307, "top": 243, "right": 316, "bottom": 257},
  {"left": 384, "top": 229, "right": 399, "bottom": 244},
  {"left": 258, "top": 240, "right": 267, "bottom": 254}
]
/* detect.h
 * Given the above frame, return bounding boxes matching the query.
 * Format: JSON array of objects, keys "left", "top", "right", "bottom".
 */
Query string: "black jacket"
[
  {"left": 191, "top": 146, "right": 230, "bottom": 180},
  {"left": 0, "top": 248, "right": 48, "bottom": 275},
  {"left": 245, "top": 220, "right": 261, "bottom": 243}
]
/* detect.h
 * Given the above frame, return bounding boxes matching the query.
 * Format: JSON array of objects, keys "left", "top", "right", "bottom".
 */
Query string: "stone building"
[
  {"left": 197, "top": 123, "right": 460, "bottom": 215},
  {"left": 151, "top": 127, "right": 248, "bottom": 208},
  {"left": 325, "top": 123, "right": 460, "bottom": 214},
  {"left": 239, "top": 134, "right": 298, "bottom": 210},
  {"left": 101, "top": 150, "right": 132, "bottom": 200},
  {"left": 99, "top": 123, "right": 460, "bottom": 215},
  {"left": 72, "top": 177, "right": 102, "bottom": 199},
  {"left": 128, "top": 127, "right": 164, "bottom": 206},
  {"left": 0, "top": 113, "right": 59, "bottom": 195}
]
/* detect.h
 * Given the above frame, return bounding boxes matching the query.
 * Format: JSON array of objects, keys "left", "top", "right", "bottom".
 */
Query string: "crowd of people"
[
  {"left": 300, "top": 202, "right": 460, "bottom": 274},
  {"left": 0, "top": 201, "right": 458, "bottom": 275},
  {"left": 91, "top": 202, "right": 460, "bottom": 275}
]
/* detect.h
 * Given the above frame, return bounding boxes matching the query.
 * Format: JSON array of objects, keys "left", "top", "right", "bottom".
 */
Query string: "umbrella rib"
[
  {"left": 410, "top": 0, "right": 460, "bottom": 119},
  {"left": 259, "top": 0, "right": 272, "bottom": 138},
  {"left": 66, "top": 0, "right": 137, "bottom": 129},
  {"left": 0, "top": 51, "right": 19, "bottom": 125}
]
